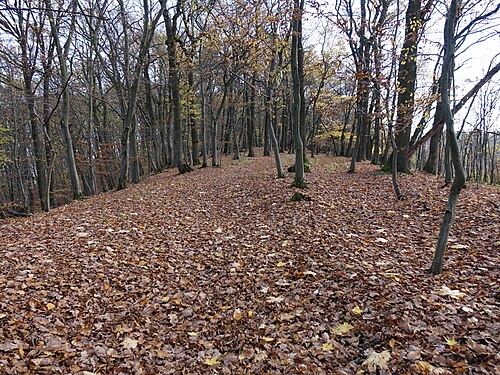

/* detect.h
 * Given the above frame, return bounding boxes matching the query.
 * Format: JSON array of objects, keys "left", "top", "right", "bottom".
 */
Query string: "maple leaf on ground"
[
  {"left": 352, "top": 305, "right": 363, "bottom": 315},
  {"left": 332, "top": 323, "right": 354, "bottom": 335},
  {"left": 446, "top": 338, "right": 457, "bottom": 346},
  {"left": 363, "top": 350, "right": 391, "bottom": 373}
]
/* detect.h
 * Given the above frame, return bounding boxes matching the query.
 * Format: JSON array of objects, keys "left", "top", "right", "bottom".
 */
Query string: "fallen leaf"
[
  {"left": 204, "top": 356, "right": 220, "bottom": 366},
  {"left": 332, "top": 322, "right": 354, "bottom": 335},
  {"left": 321, "top": 343, "right": 334, "bottom": 352},
  {"left": 446, "top": 338, "right": 457, "bottom": 346},
  {"left": 233, "top": 308, "right": 243, "bottom": 321},
  {"left": 352, "top": 305, "right": 363, "bottom": 315},
  {"left": 449, "top": 244, "right": 468, "bottom": 249},
  {"left": 436, "top": 285, "right": 466, "bottom": 299},
  {"left": 382, "top": 272, "right": 404, "bottom": 282},
  {"left": 122, "top": 338, "right": 138, "bottom": 349},
  {"left": 0, "top": 342, "right": 18, "bottom": 351},
  {"left": 261, "top": 337, "right": 274, "bottom": 342},
  {"left": 266, "top": 296, "right": 284, "bottom": 303},
  {"left": 389, "top": 338, "right": 396, "bottom": 349},
  {"left": 46, "top": 303, "right": 56, "bottom": 310},
  {"left": 363, "top": 350, "right": 391, "bottom": 373}
]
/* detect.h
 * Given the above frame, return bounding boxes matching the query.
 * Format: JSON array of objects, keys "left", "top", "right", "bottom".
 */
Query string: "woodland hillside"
[
  {"left": 0, "top": 154, "right": 498, "bottom": 374},
  {"left": 0, "top": 0, "right": 499, "bottom": 214}
]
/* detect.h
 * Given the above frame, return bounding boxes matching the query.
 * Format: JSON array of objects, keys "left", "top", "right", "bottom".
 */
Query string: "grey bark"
[
  {"left": 291, "top": 0, "right": 305, "bottom": 188},
  {"left": 431, "top": 0, "right": 466, "bottom": 275}
]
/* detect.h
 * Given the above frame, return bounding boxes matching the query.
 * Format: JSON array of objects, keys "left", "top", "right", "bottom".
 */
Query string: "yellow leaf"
[
  {"left": 332, "top": 322, "right": 354, "bottom": 335},
  {"left": 187, "top": 332, "right": 198, "bottom": 337},
  {"left": 352, "top": 306, "right": 363, "bottom": 315},
  {"left": 446, "top": 338, "right": 457, "bottom": 346},
  {"left": 276, "top": 262, "right": 287, "bottom": 267},
  {"left": 261, "top": 337, "right": 275, "bottom": 342},
  {"left": 389, "top": 338, "right": 396, "bottom": 349},
  {"left": 18, "top": 347, "right": 24, "bottom": 358},
  {"left": 247, "top": 310, "right": 253, "bottom": 318},
  {"left": 204, "top": 356, "right": 220, "bottom": 366},
  {"left": 138, "top": 260, "right": 147, "bottom": 266},
  {"left": 161, "top": 296, "right": 170, "bottom": 303},
  {"left": 321, "top": 343, "right": 334, "bottom": 352},
  {"left": 46, "top": 303, "right": 56, "bottom": 310},
  {"left": 277, "top": 313, "right": 296, "bottom": 322},
  {"left": 233, "top": 308, "right": 243, "bottom": 322},
  {"left": 382, "top": 272, "right": 404, "bottom": 282}
]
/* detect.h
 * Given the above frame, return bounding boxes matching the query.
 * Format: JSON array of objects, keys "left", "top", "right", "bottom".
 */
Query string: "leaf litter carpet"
[{"left": 0, "top": 155, "right": 498, "bottom": 374}]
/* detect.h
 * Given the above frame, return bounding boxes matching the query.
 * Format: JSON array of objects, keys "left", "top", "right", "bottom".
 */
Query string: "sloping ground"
[{"left": 0, "top": 154, "right": 498, "bottom": 374}]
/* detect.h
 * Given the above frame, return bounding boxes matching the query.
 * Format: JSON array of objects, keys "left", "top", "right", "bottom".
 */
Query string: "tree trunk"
[
  {"left": 291, "top": 0, "right": 305, "bottom": 188},
  {"left": 45, "top": 0, "right": 83, "bottom": 200},
  {"left": 188, "top": 71, "right": 200, "bottom": 165},
  {"left": 164, "top": 6, "right": 191, "bottom": 174},
  {"left": 247, "top": 75, "right": 256, "bottom": 157},
  {"left": 392, "top": 0, "right": 428, "bottom": 173},
  {"left": 431, "top": 0, "right": 466, "bottom": 275}
]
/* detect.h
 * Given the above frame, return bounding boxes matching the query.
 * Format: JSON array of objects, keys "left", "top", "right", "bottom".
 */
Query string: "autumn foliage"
[{"left": 0, "top": 154, "right": 498, "bottom": 373}]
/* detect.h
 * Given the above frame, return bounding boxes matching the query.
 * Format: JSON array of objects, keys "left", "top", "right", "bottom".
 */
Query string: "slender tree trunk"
[
  {"left": 45, "top": 0, "right": 83, "bottom": 199},
  {"left": 246, "top": 75, "right": 256, "bottom": 157},
  {"left": 188, "top": 71, "right": 200, "bottom": 165},
  {"left": 431, "top": 0, "right": 466, "bottom": 275},
  {"left": 200, "top": 76, "right": 208, "bottom": 168},
  {"left": 19, "top": 25, "right": 49, "bottom": 211}
]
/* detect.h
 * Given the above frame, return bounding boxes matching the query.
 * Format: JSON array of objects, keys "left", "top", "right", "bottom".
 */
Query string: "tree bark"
[
  {"left": 291, "top": 0, "right": 305, "bottom": 188},
  {"left": 45, "top": 0, "right": 83, "bottom": 200},
  {"left": 392, "top": 0, "right": 431, "bottom": 173},
  {"left": 431, "top": 0, "right": 466, "bottom": 275}
]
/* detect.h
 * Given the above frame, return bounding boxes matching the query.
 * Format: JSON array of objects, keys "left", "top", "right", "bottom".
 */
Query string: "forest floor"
[{"left": 0, "top": 153, "right": 498, "bottom": 374}]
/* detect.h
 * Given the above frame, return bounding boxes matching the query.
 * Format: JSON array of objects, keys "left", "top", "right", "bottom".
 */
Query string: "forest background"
[
  {"left": 0, "top": 0, "right": 499, "bottom": 373},
  {"left": 0, "top": 0, "right": 498, "bottom": 214}
]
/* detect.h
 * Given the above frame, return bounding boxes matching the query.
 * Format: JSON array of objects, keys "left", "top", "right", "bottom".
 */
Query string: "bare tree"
[{"left": 430, "top": 0, "right": 465, "bottom": 275}]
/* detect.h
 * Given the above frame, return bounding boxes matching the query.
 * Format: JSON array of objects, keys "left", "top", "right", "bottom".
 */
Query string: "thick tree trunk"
[
  {"left": 392, "top": 0, "right": 425, "bottom": 173},
  {"left": 291, "top": 0, "right": 305, "bottom": 188},
  {"left": 164, "top": 5, "right": 191, "bottom": 174}
]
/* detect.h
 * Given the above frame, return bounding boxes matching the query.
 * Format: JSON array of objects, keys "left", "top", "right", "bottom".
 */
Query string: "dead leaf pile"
[{"left": 0, "top": 154, "right": 498, "bottom": 374}]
